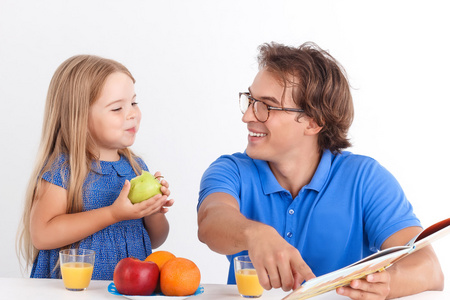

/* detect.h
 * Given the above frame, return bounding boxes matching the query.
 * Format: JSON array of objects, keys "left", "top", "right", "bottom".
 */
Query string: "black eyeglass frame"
[{"left": 239, "top": 92, "right": 304, "bottom": 123}]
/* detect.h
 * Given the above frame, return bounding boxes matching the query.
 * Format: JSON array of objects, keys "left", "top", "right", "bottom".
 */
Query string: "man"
[{"left": 197, "top": 42, "right": 444, "bottom": 299}]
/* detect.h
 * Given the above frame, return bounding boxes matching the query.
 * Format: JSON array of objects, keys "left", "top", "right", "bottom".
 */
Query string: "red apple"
[{"left": 113, "top": 257, "right": 159, "bottom": 295}]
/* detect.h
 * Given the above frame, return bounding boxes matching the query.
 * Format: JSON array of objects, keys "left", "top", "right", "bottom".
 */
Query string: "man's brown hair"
[{"left": 257, "top": 42, "right": 354, "bottom": 153}]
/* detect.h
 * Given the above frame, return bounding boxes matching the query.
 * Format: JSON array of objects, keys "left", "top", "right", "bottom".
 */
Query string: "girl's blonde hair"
[{"left": 17, "top": 55, "right": 143, "bottom": 272}]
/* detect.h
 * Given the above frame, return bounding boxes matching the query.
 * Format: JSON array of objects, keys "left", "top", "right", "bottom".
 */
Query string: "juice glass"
[
  {"left": 234, "top": 255, "right": 264, "bottom": 298},
  {"left": 59, "top": 249, "right": 95, "bottom": 291}
]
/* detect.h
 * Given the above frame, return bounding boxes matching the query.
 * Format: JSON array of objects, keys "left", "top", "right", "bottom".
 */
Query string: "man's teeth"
[{"left": 249, "top": 131, "right": 267, "bottom": 137}]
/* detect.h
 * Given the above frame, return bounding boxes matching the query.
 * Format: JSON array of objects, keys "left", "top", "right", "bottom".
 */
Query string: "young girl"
[{"left": 17, "top": 55, "right": 174, "bottom": 280}]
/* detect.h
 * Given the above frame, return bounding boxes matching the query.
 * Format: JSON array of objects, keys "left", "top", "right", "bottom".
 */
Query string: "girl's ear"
[{"left": 304, "top": 118, "right": 323, "bottom": 136}]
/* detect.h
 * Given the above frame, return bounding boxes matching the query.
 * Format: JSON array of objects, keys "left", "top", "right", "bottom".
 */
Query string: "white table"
[{"left": 0, "top": 278, "right": 448, "bottom": 300}]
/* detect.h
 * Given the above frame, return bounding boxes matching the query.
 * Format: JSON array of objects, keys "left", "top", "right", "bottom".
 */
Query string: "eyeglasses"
[{"left": 239, "top": 92, "right": 304, "bottom": 123}]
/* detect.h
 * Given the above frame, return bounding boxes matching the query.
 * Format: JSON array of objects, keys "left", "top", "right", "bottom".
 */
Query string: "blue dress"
[{"left": 30, "top": 155, "right": 153, "bottom": 280}]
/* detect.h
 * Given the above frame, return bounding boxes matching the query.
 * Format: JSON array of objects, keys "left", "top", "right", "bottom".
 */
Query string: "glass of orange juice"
[
  {"left": 234, "top": 255, "right": 264, "bottom": 298},
  {"left": 59, "top": 249, "right": 95, "bottom": 291}
]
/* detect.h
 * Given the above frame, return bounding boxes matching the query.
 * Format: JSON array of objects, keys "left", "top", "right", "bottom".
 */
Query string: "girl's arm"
[
  {"left": 144, "top": 213, "right": 170, "bottom": 249},
  {"left": 30, "top": 180, "right": 168, "bottom": 250}
]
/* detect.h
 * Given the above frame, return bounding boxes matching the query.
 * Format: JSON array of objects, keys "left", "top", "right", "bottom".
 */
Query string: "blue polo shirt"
[{"left": 198, "top": 150, "right": 421, "bottom": 284}]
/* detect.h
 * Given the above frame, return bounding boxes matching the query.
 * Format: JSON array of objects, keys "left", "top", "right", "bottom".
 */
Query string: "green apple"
[{"left": 128, "top": 171, "right": 162, "bottom": 204}]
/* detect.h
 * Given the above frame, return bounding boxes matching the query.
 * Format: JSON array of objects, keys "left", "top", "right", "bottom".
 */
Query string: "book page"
[
  {"left": 346, "top": 245, "right": 410, "bottom": 268},
  {"left": 414, "top": 220, "right": 450, "bottom": 252},
  {"left": 282, "top": 247, "right": 410, "bottom": 300},
  {"left": 283, "top": 218, "right": 450, "bottom": 300}
]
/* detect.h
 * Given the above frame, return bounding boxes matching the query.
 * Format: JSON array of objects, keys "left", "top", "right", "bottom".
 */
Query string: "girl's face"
[{"left": 88, "top": 72, "right": 141, "bottom": 161}]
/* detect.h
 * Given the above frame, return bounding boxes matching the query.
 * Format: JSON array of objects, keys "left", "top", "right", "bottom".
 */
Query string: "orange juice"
[
  {"left": 235, "top": 269, "right": 263, "bottom": 297},
  {"left": 61, "top": 262, "right": 94, "bottom": 290}
]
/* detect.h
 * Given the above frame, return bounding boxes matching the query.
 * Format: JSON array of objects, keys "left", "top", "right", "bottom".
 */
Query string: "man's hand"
[
  {"left": 247, "top": 225, "right": 315, "bottom": 292},
  {"left": 336, "top": 271, "right": 390, "bottom": 300},
  {"left": 198, "top": 193, "right": 315, "bottom": 292}
]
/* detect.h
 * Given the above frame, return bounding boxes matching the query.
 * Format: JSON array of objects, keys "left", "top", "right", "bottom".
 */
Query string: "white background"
[{"left": 1, "top": 0, "right": 449, "bottom": 288}]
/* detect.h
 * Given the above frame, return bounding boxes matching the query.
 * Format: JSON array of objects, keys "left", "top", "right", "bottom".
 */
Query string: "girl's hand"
[
  {"left": 154, "top": 171, "right": 174, "bottom": 213},
  {"left": 155, "top": 171, "right": 170, "bottom": 196},
  {"left": 110, "top": 180, "right": 169, "bottom": 222},
  {"left": 143, "top": 172, "right": 174, "bottom": 248}
]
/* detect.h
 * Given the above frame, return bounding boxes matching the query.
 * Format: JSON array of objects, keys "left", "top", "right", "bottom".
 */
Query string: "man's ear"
[{"left": 305, "top": 118, "right": 323, "bottom": 136}]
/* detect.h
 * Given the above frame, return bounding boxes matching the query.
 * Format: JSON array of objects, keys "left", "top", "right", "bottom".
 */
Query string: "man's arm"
[
  {"left": 384, "top": 226, "right": 444, "bottom": 298},
  {"left": 197, "top": 192, "right": 315, "bottom": 291},
  {"left": 337, "top": 226, "right": 444, "bottom": 299}
]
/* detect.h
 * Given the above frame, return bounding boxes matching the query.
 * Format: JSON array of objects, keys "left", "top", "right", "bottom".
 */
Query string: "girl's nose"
[{"left": 127, "top": 107, "right": 136, "bottom": 120}]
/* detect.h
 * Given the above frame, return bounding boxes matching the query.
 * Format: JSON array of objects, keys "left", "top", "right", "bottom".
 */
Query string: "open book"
[{"left": 283, "top": 218, "right": 450, "bottom": 300}]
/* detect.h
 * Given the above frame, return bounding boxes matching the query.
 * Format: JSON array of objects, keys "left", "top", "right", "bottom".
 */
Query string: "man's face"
[{"left": 242, "top": 68, "right": 317, "bottom": 163}]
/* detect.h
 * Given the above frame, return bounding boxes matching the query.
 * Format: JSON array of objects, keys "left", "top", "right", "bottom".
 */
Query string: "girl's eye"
[
  {"left": 132, "top": 102, "right": 138, "bottom": 106},
  {"left": 111, "top": 107, "right": 122, "bottom": 112}
]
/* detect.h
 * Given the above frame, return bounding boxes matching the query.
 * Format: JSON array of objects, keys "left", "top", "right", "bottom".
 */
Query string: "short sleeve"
[
  {"left": 198, "top": 155, "right": 242, "bottom": 210},
  {"left": 41, "top": 154, "right": 70, "bottom": 189},
  {"left": 361, "top": 159, "right": 421, "bottom": 250},
  {"left": 134, "top": 156, "right": 149, "bottom": 172}
]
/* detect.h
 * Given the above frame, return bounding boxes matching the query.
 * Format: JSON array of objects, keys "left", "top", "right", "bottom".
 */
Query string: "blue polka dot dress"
[{"left": 30, "top": 154, "right": 153, "bottom": 280}]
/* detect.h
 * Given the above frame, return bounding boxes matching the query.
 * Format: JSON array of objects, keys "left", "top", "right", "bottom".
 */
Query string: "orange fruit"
[
  {"left": 145, "top": 251, "right": 176, "bottom": 270},
  {"left": 160, "top": 257, "right": 201, "bottom": 296}
]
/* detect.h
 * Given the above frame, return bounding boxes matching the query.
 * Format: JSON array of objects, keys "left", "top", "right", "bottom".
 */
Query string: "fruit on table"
[
  {"left": 160, "top": 257, "right": 201, "bottom": 296},
  {"left": 113, "top": 257, "right": 159, "bottom": 296},
  {"left": 145, "top": 251, "right": 176, "bottom": 270},
  {"left": 145, "top": 251, "right": 176, "bottom": 293},
  {"left": 128, "top": 171, "right": 162, "bottom": 204}
]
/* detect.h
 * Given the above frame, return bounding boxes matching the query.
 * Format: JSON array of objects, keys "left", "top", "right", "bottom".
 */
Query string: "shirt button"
[
  {"left": 288, "top": 209, "right": 294, "bottom": 215},
  {"left": 286, "top": 232, "right": 293, "bottom": 238}
]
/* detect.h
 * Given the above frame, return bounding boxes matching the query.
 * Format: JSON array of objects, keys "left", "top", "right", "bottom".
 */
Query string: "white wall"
[{"left": 1, "top": 0, "right": 449, "bottom": 287}]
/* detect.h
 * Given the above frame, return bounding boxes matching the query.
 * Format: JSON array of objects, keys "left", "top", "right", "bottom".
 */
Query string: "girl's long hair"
[{"left": 16, "top": 55, "right": 143, "bottom": 272}]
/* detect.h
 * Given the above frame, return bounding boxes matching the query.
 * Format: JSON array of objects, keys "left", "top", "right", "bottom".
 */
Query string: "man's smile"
[{"left": 248, "top": 131, "right": 267, "bottom": 137}]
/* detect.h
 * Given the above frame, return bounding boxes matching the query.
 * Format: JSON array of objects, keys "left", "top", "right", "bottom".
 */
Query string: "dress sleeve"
[
  {"left": 134, "top": 156, "right": 149, "bottom": 172},
  {"left": 41, "top": 154, "right": 70, "bottom": 189}
]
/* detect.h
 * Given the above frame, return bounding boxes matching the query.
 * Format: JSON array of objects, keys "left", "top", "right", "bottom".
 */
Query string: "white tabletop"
[{"left": 0, "top": 277, "right": 448, "bottom": 300}]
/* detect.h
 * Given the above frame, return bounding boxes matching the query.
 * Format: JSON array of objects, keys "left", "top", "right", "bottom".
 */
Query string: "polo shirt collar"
[
  {"left": 91, "top": 156, "right": 134, "bottom": 176},
  {"left": 253, "top": 159, "right": 285, "bottom": 195},
  {"left": 253, "top": 149, "right": 333, "bottom": 195},
  {"left": 307, "top": 149, "right": 332, "bottom": 192}
]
